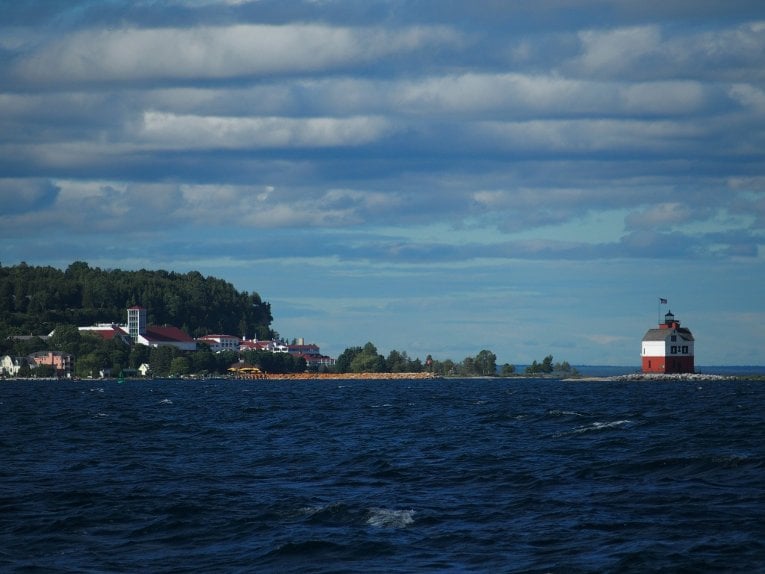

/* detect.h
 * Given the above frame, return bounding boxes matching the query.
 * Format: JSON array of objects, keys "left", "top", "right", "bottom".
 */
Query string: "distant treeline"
[
  {"left": 334, "top": 343, "right": 517, "bottom": 377},
  {"left": 0, "top": 261, "right": 273, "bottom": 340},
  {"left": 333, "top": 343, "right": 576, "bottom": 378}
]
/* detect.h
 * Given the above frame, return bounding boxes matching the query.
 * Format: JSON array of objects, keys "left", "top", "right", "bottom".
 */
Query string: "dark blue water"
[{"left": 2, "top": 378, "right": 763, "bottom": 573}]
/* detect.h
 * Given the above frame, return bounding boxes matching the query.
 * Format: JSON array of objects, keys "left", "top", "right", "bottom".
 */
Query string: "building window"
[
  {"left": 682, "top": 346, "right": 688, "bottom": 354},
  {"left": 671, "top": 346, "right": 677, "bottom": 354},
  {"left": 671, "top": 335, "right": 677, "bottom": 342}
]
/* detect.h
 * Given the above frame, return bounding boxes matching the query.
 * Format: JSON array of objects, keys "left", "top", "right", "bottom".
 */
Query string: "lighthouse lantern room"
[{"left": 641, "top": 310, "right": 695, "bottom": 374}]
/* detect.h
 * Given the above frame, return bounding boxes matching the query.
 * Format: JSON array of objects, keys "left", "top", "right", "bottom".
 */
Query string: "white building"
[
  {"left": 196, "top": 334, "right": 241, "bottom": 353},
  {"left": 1, "top": 355, "right": 25, "bottom": 377}
]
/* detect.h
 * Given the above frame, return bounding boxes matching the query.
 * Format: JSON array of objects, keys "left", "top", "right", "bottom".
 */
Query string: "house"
[
  {"left": 1, "top": 355, "right": 26, "bottom": 377},
  {"left": 138, "top": 363, "right": 152, "bottom": 377},
  {"left": 28, "top": 351, "right": 75, "bottom": 378},
  {"left": 196, "top": 334, "right": 241, "bottom": 353},
  {"left": 288, "top": 339, "right": 335, "bottom": 369},
  {"left": 295, "top": 353, "right": 336, "bottom": 369},
  {"left": 641, "top": 310, "right": 695, "bottom": 374}
]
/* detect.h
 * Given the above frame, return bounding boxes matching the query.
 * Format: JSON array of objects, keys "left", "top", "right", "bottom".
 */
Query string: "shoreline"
[
  {"left": 563, "top": 373, "right": 737, "bottom": 382},
  {"left": 5, "top": 372, "right": 762, "bottom": 383}
]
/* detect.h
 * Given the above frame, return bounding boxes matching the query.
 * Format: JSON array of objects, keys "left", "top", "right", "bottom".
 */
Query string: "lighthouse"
[{"left": 641, "top": 310, "right": 695, "bottom": 374}]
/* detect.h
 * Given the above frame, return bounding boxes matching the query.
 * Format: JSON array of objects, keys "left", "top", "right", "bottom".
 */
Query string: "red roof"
[
  {"left": 80, "top": 325, "right": 129, "bottom": 341},
  {"left": 144, "top": 326, "right": 194, "bottom": 343},
  {"left": 97, "top": 327, "right": 129, "bottom": 341}
]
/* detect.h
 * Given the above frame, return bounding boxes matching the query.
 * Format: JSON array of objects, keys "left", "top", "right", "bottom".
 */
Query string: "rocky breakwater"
[{"left": 613, "top": 373, "right": 734, "bottom": 382}]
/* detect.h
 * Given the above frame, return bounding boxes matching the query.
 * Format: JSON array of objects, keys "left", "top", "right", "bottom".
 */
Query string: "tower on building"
[
  {"left": 127, "top": 306, "right": 147, "bottom": 342},
  {"left": 641, "top": 310, "right": 695, "bottom": 374}
]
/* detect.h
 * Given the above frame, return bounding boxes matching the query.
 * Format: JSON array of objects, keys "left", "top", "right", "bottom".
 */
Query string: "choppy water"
[{"left": 1, "top": 377, "right": 763, "bottom": 573}]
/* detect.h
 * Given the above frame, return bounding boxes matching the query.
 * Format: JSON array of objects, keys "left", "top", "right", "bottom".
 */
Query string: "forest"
[{"left": 0, "top": 261, "right": 273, "bottom": 339}]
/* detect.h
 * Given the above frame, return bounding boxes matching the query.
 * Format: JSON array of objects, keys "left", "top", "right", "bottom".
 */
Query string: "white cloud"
[
  {"left": 474, "top": 118, "right": 703, "bottom": 152},
  {"left": 14, "top": 23, "right": 461, "bottom": 85},
  {"left": 624, "top": 202, "right": 702, "bottom": 230},
  {"left": 570, "top": 20, "right": 765, "bottom": 82},
  {"left": 729, "top": 83, "right": 765, "bottom": 114},
  {"left": 138, "top": 111, "right": 392, "bottom": 149},
  {"left": 575, "top": 26, "right": 662, "bottom": 76}
]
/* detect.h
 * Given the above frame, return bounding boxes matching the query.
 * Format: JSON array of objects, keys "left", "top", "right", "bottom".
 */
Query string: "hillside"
[{"left": 0, "top": 261, "right": 273, "bottom": 339}]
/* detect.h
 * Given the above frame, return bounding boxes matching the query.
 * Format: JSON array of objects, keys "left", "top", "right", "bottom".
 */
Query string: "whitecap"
[
  {"left": 553, "top": 419, "right": 632, "bottom": 438},
  {"left": 366, "top": 508, "right": 415, "bottom": 528},
  {"left": 548, "top": 409, "right": 584, "bottom": 417},
  {"left": 573, "top": 420, "right": 632, "bottom": 433},
  {"left": 159, "top": 398, "right": 173, "bottom": 405}
]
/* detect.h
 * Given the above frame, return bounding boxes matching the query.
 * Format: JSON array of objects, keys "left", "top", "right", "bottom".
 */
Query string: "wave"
[
  {"left": 554, "top": 419, "right": 633, "bottom": 437},
  {"left": 299, "top": 503, "right": 415, "bottom": 529},
  {"left": 366, "top": 508, "right": 415, "bottom": 529}
]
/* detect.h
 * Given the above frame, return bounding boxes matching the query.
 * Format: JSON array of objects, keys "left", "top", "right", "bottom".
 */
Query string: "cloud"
[
  {"left": 138, "top": 112, "right": 392, "bottom": 149},
  {"left": 624, "top": 202, "right": 713, "bottom": 230},
  {"left": 570, "top": 21, "right": 765, "bottom": 81},
  {"left": 12, "top": 23, "right": 461, "bottom": 86},
  {"left": 0, "top": 179, "right": 60, "bottom": 214},
  {"left": 575, "top": 26, "right": 663, "bottom": 77}
]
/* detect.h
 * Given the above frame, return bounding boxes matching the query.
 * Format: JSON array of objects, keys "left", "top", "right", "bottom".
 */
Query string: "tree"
[
  {"left": 335, "top": 346, "right": 362, "bottom": 373},
  {"left": 190, "top": 345, "right": 216, "bottom": 374},
  {"left": 500, "top": 363, "right": 516, "bottom": 376},
  {"left": 129, "top": 344, "right": 151, "bottom": 369},
  {"left": 440, "top": 359, "right": 455, "bottom": 376},
  {"left": 76, "top": 353, "right": 102, "bottom": 378},
  {"left": 169, "top": 356, "right": 191, "bottom": 376},
  {"left": 49, "top": 324, "right": 83, "bottom": 356},
  {"left": 524, "top": 355, "right": 573, "bottom": 375},
  {"left": 34, "top": 363, "right": 56, "bottom": 378},
  {"left": 350, "top": 342, "right": 386, "bottom": 373},
  {"left": 18, "top": 361, "right": 32, "bottom": 378},
  {"left": 386, "top": 349, "right": 407, "bottom": 372},
  {"left": 475, "top": 350, "right": 497, "bottom": 376},
  {"left": 149, "top": 345, "right": 175, "bottom": 377}
]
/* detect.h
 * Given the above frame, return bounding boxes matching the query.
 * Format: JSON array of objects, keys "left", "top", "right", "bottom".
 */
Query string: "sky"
[{"left": 1, "top": 1, "right": 764, "bottom": 366}]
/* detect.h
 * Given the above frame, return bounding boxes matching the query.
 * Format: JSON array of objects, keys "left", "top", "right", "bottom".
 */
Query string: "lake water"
[{"left": 2, "top": 377, "right": 763, "bottom": 572}]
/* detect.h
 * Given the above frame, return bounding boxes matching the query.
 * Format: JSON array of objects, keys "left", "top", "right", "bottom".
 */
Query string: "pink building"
[{"left": 29, "top": 351, "right": 74, "bottom": 377}]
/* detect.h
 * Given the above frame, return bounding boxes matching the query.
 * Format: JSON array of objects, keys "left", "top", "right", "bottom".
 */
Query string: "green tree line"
[{"left": 333, "top": 342, "right": 517, "bottom": 377}]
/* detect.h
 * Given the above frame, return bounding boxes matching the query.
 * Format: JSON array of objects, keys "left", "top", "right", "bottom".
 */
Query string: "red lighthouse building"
[{"left": 641, "top": 310, "right": 695, "bottom": 374}]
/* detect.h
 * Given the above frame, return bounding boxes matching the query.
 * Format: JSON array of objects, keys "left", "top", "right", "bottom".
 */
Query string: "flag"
[{"left": 659, "top": 298, "right": 668, "bottom": 304}]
